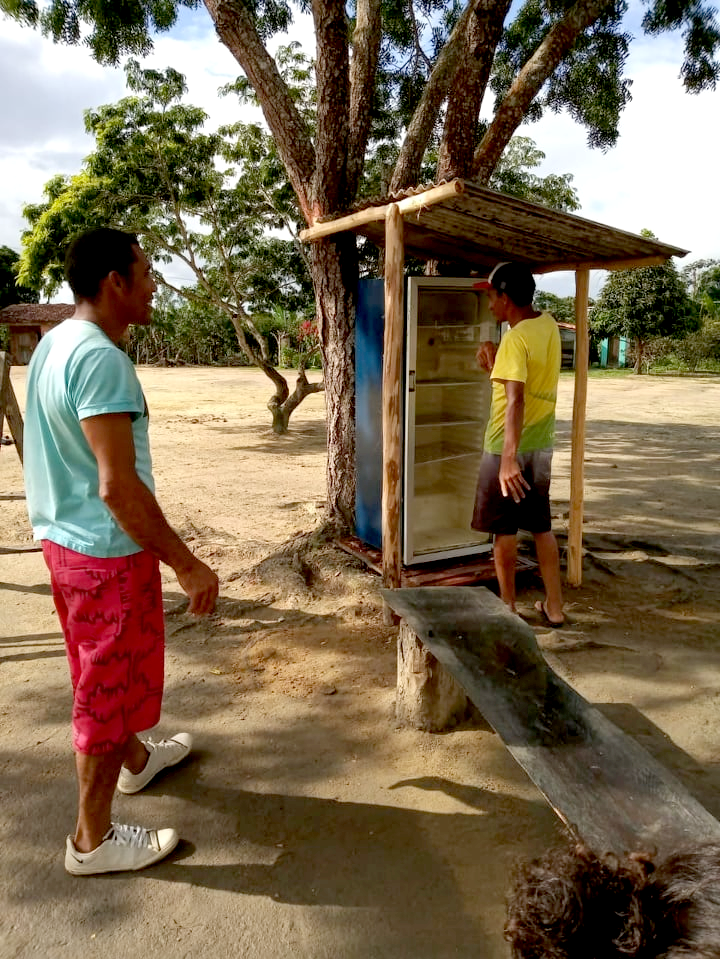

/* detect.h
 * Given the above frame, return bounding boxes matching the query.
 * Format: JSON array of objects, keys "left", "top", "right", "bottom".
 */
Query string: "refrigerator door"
[{"left": 404, "top": 277, "right": 497, "bottom": 565}]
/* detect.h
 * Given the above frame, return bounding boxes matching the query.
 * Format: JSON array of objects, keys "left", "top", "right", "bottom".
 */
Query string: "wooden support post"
[
  {"left": 0, "top": 351, "right": 23, "bottom": 464},
  {"left": 382, "top": 204, "right": 404, "bottom": 622},
  {"left": 396, "top": 622, "right": 469, "bottom": 730},
  {"left": 567, "top": 270, "right": 589, "bottom": 586}
]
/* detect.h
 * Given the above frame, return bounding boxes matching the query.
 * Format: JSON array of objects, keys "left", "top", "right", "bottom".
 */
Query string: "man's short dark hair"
[
  {"left": 64, "top": 228, "right": 140, "bottom": 301},
  {"left": 505, "top": 841, "right": 720, "bottom": 958}
]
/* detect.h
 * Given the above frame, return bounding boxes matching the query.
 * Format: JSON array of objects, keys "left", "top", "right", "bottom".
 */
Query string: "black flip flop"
[{"left": 535, "top": 601, "right": 564, "bottom": 628}]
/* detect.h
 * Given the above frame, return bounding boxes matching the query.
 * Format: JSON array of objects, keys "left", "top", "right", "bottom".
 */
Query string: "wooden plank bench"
[{"left": 382, "top": 585, "right": 720, "bottom": 858}]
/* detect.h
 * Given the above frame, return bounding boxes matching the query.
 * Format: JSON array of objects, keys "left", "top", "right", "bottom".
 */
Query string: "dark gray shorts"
[{"left": 471, "top": 449, "right": 553, "bottom": 536}]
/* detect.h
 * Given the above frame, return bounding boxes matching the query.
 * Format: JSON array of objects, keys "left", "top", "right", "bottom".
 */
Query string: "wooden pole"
[
  {"left": 0, "top": 351, "right": 24, "bottom": 464},
  {"left": 382, "top": 204, "right": 404, "bottom": 616},
  {"left": 567, "top": 270, "right": 589, "bottom": 586},
  {"left": 299, "top": 180, "right": 464, "bottom": 242}
]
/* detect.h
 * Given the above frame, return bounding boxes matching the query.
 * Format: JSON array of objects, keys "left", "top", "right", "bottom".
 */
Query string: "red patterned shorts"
[{"left": 42, "top": 541, "right": 165, "bottom": 756}]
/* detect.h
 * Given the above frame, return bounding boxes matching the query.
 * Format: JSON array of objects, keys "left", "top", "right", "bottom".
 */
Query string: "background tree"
[
  {"left": 665, "top": 259, "right": 720, "bottom": 371},
  {"left": 125, "top": 288, "right": 238, "bottom": 365},
  {"left": 666, "top": 323, "right": 720, "bottom": 371},
  {"left": 19, "top": 60, "right": 319, "bottom": 434},
  {"left": 590, "top": 235, "right": 700, "bottom": 373},
  {"left": 682, "top": 258, "right": 720, "bottom": 318},
  {"left": 0, "top": 245, "right": 39, "bottom": 309},
  {"left": 4, "top": 0, "right": 719, "bottom": 524},
  {"left": 0, "top": 245, "right": 40, "bottom": 350},
  {"left": 534, "top": 289, "right": 577, "bottom": 324},
  {"left": 487, "top": 137, "right": 579, "bottom": 212}
]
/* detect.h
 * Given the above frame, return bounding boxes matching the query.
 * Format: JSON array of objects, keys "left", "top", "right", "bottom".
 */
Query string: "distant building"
[
  {"left": 599, "top": 335, "right": 631, "bottom": 368},
  {"left": 557, "top": 321, "right": 576, "bottom": 369},
  {"left": 0, "top": 303, "right": 74, "bottom": 364}
]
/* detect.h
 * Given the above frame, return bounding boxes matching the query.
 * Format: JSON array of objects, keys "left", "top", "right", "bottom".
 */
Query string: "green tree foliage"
[
  {"left": 682, "top": 258, "right": 720, "bottom": 318},
  {"left": 666, "top": 322, "right": 720, "bottom": 371},
  {"left": 0, "top": 245, "right": 40, "bottom": 350},
  {"left": 590, "top": 235, "right": 700, "bottom": 373},
  {"left": 534, "top": 290, "right": 577, "bottom": 323},
  {"left": 657, "top": 259, "right": 720, "bottom": 372},
  {"left": 19, "top": 60, "right": 319, "bottom": 433},
  {"left": 0, "top": 245, "right": 39, "bottom": 308},
  {"left": 125, "top": 288, "right": 239, "bottom": 365},
  {"left": 488, "top": 138, "right": 579, "bottom": 213}
]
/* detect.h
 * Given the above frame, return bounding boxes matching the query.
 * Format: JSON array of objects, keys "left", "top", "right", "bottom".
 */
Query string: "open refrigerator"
[{"left": 356, "top": 275, "right": 498, "bottom": 565}]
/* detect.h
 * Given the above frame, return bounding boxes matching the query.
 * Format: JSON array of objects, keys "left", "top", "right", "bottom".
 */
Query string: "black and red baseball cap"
[{"left": 473, "top": 262, "right": 535, "bottom": 306}]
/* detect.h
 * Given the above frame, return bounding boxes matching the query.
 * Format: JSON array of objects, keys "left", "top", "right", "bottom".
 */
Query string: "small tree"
[
  {"left": 534, "top": 291, "right": 578, "bottom": 324},
  {"left": 0, "top": 245, "right": 40, "bottom": 351},
  {"left": 19, "top": 59, "right": 319, "bottom": 434},
  {"left": 667, "top": 320, "right": 720, "bottom": 372},
  {"left": 0, "top": 246, "right": 39, "bottom": 310},
  {"left": 590, "top": 234, "right": 700, "bottom": 374}
]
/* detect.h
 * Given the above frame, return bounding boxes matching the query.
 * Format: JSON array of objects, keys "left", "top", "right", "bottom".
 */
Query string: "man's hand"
[
  {"left": 499, "top": 455, "right": 530, "bottom": 503},
  {"left": 476, "top": 340, "right": 497, "bottom": 373},
  {"left": 176, "top": 558, "right": 219, "bottom": 616}
]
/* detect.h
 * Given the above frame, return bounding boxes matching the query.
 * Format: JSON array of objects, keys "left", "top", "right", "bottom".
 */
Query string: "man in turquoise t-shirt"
[
  {"left": 471, "top": 262, "right": 564, "bottom": 628},
  {"left": 24, "top": 228, "right": 219, "bottom": 876}
]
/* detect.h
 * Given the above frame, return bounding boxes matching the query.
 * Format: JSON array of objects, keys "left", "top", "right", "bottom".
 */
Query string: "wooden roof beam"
[
  {"left": 535, "top": 254, "right": 681, "bottom": 274},
  {"left": 299, "top": 180, "right": 464, "bottom": 242}
]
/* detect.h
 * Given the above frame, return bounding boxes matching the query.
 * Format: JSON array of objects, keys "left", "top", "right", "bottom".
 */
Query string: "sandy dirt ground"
[{"left": 2, "top": 366, "right": 720, "bottom": 959}]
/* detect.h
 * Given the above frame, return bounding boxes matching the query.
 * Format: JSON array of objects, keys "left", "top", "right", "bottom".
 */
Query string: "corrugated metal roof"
[{"left": 301, "top": 179, "right": 688, "bottom": 272}]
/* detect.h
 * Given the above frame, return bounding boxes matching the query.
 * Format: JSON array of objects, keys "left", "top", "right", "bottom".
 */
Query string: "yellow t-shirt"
[{"left": 484, "top": 312, "right": 561, "bottom": 454}]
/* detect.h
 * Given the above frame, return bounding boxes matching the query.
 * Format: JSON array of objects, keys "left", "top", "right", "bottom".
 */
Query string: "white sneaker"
[
  {"left": 117, "top": 733, "right": 193, "bottom": 795},
  {"left": 65, "top": 823, "right": 179, "bottom": 875}
]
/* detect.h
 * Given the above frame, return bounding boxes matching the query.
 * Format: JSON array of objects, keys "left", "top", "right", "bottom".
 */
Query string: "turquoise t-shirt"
[{"left": 24, "top": 319, "right": 154, "bottom": 557}]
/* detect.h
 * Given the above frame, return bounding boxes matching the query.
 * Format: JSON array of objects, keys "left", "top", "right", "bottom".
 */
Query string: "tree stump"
[{"left": 396, "top": 621, "right": 469, "bottom": 731}]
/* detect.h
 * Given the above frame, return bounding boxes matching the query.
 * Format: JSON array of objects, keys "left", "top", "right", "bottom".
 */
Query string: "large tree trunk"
[
  {"left": 205, "top": 0, "right": 364, "bottom": 528},
  {"left": 436, "top": 0, "right": 512, "bottom": 182},
  {"left": 390, "top": 0, "right": 479, "bottom": 193},
  {"left": 308, "top": 235, "right": 358, "bottom": 527}
]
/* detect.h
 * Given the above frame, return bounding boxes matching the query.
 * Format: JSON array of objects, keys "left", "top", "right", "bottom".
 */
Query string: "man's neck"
[
  {"left": 506, "top": 304, "right": 541, "bottom": 328},
  {"left": 73, "top": 301, "right": 127, "bottom": 344}
]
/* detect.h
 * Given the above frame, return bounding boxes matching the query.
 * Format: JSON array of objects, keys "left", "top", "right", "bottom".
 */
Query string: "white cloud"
[{"left": 0, "top": 21, "right": 124, "bottom": 254}]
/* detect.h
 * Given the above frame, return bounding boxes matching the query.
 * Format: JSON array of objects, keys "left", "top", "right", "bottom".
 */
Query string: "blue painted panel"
[
  {"left": 355, "top": 278, "right": 389, "bottom": 549},
  {"left": 600, "top": 338, "right": 609, "bottom": 367}
]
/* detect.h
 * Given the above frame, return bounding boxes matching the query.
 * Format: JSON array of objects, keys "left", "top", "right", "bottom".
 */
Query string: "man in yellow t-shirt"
[{"left": 471, "top": 262, "right": 564, "bottom": 627}]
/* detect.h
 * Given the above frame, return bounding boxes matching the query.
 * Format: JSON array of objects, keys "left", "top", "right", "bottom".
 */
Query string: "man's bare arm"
[
  {"left": 498, "top": 380, "right": 530, "bottom": 503},
  {"left": 81, "top": 412, "right": 219, "bottom": 615}
]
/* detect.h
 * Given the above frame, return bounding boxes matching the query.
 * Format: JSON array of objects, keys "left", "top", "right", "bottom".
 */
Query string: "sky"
[{"left": 1, "top": 4, "right": 719, "bottom": 301}]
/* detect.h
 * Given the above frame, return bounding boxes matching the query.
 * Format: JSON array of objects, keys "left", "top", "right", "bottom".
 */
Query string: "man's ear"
[{"left": 106, "top": 270, "right": 128, "bottom": 295}]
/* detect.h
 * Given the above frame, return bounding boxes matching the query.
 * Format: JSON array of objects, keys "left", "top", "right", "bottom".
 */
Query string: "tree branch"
[
  {"left": 311, "top": 0, "right": 351, "bottom": 215},
  {"left": 203, "top": 0, "right": 316, "bottom": 222},
  {"left": 437, "top": 0, "right": 512, "bottom": 181},
  {"left": 347, "top": 0, "right": 382, "bottom": 199},
  {"left": 472, "top": 0, "right": 615, "bottom": 183},
  {"left": 390, "top": 0, "right": 479, "bottom": 193}
]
